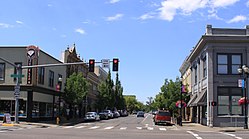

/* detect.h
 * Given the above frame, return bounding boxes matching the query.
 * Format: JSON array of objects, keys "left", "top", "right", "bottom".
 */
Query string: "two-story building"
[
  {"left": 0, "top": 46, "right": 66, "bottom": 121},
  {"left": 181, "top": 25, "right": 249, "bottom": 127}
]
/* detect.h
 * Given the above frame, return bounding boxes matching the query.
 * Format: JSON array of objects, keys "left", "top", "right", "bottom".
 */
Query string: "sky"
[{"left": 1, "top": 0, "right": 249, "bottom": 103}]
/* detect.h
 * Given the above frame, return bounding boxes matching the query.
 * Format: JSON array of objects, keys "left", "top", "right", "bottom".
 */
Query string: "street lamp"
[
  {"left": 57, "top": 77, "right": 62, "bottom": 118},
  {"left": 180, "top": 76, "right": 183, "bottom": 126},
  {"left": 238, "top": 65, "right": 248, "bottom": 129}
]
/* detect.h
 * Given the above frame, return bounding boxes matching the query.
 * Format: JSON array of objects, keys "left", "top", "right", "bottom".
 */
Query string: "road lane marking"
[
  {"left": 136, "top": 127, "right": 142, "bottom": 130},
  {"left": 147, "top": 127, "right": 153, "bottom": 130},
  {"left": 75, "top": 126, "right": 86, "bottom": 129},
  {"left": 104, "top": 126, "right": 114, "bottom": 130},
  {"left": 159, "top": 128, "right": 166, "bottom": 131},
  {"left": 120, "top": 127, "right": 127, "bottom": 130},
  {"left": 63, "top": 126, "right": 74, "bottom": 129},
  {"left": 187, "top": 131, "right": 202, "bottom": 139},
  {"left": 89, "top": 126, "right": 100, "bottom": 129},
  {"left": 220, "top": 132, "right": 243, "bottom": 139}
]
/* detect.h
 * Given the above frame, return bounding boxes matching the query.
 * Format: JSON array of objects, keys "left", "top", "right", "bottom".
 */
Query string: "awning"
[
  {"left": 187, "top": 93, "right": 197, "bottom": 107},
  {"left": 192, "top": 89, "right": 207, "bottom": 106}
]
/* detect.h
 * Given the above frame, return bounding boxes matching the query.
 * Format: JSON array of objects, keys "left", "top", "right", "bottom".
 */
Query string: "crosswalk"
[{"left": 58, "top": 125, "right": 173, "bottom": 131}]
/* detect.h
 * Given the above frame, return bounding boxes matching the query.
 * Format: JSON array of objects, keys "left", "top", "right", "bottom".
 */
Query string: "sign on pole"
[
  {"left": 101, "top": 59, "right": 110, "bottom": 68},
  {"left": 238, "top": 79, "right": 245, "bottom": 88}
]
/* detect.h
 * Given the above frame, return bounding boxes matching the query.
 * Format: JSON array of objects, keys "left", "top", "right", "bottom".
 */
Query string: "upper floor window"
[
  {"left": 49, "top": 70, "right": 54, "bottom": 87},
  {"left": 217, "top": 54, "right": 241, "bottom": 75},
  {"left": 194, "top": 65, "right": 197, "bottom": 84},
  {"left": 38, "top": 67, "right": 45, "bottom": 84},
  {"left": 14, "top": 63, "right": 22, "bottom": 83},
  {"left": 0, "top": 63, "right": 5, "bottom": 81},
  {"left": 203, "top": 58, "right": 207, "bottom": 78}
]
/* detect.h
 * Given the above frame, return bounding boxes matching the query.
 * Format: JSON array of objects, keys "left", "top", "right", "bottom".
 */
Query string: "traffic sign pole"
[{"left": 14, "top": 64, "right": 22, "bottom": 124}]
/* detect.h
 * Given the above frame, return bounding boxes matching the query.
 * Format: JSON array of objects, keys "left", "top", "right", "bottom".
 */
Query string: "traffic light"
[
  {"left": 211, "top": 101, "right": 217, "bottom": 106},
  {"left": 89, "top": 59, "right": 95, "bottom": 72},
  {"left": 113, "top": 58, "right": 119, "bottom": 71}
]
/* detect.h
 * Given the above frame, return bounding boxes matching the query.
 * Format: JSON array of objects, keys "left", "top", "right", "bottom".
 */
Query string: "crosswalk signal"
[
  {"left": 113, "top": 58, "right": 119, "bottom": 71},
  {"left": 89, "top": 59, "right": 95, "bottom": 72}
]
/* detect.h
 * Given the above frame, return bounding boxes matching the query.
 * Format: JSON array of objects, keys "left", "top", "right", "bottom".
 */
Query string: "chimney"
[{"left": 206, "top": 25, "right": 212, "bottom": 35}]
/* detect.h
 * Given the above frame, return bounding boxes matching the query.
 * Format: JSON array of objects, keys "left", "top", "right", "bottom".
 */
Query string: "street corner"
[{"left": 1, "top": 123, "right": 16, "bottom": 127}]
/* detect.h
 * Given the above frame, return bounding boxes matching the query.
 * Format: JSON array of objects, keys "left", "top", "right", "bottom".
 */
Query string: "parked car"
[
  {"left": 84, "top": 112, "right": 100, "bottom": 121},
  {"left": 113, "top": 111, "right": 120, "bottom": 118},
  {"left": 99, "top": 111, "right": 109, "bottom": 120},
  {"left": 154, "top": 110, "right": 171, "bottom": 125},
  {"left": 136, "top": 111, "right": 145, "bottom": 117},
  {"left": 103, "top": 110, "right": 114, "bottom": 119},
  {"left": 119, "top": 110, "right": 128, "bottom": 117}
]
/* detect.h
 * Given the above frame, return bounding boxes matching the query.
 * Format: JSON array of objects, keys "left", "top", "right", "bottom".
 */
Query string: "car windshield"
[{"left": 158, "top": 111, "right": 171, "bottom": 116}]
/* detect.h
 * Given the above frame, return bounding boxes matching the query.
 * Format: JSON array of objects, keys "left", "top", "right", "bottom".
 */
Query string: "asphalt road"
[{"left": 0, "top": 114, "right": 248, "bottom": 139}]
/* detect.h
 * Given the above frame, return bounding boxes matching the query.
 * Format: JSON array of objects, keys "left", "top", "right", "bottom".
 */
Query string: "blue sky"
[{"left": 1, "top": 0, "right": 249, "bottom": 103}]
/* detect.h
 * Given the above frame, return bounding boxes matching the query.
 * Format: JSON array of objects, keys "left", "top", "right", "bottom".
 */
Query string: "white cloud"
[
  {"left": 139, "top": 13, "right": 155, "bottom": 20},
  {"left": 0, "top": 23, "right": 13, "bottom": 28},
  {"left": 156, "top": 0, "right": 240, "bottom": 21},
  {"left": 60, "top": 34, "right": 67, "bottom": 38},
  {"left": 16, "top": 21, "right": 23, "bottom": 24},
  {"left": 106, "top": 14, "right": 123, "bottom": 21},
  {"left": 158, "top": 0, "right": 208, "bottom": 21},
  {"left": 48, "top": 4, "right": 52, "bottom": 7},
  {"left": 109, "top": 0, "right": 120, "bottom": 4},
  {"left": 227, "top": 15, "right": 247, "bottom": 23},
  {"left": 247, "top": 1, "right": 249, "bottom": 7},
  {"left": 75, "top": 28, "right": 86, "bottom": 35},
  {"left": 210, "top": 0, "right": 239, "bottom": 8}
]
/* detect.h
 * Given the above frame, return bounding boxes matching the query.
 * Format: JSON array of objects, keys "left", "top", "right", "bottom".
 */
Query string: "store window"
[
  {"left": 0, "top": 100, "right": 26, "bottom": 117},
  {"left": 218, "top": 87, "right": 242, "bottom": 115}
]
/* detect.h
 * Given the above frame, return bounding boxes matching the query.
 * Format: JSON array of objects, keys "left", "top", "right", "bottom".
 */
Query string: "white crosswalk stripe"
[
  {"left": 104, "top": 126, "right": 114, "bottom": 130},
  {"left": 89, "top": 126, "right": 100, "bottom": 129},
  {"left": 147, "top": 127, "right": 153, "bottom": 130},
  {"left": 63, "top": 126, "right": 74, "bottom": 129},
  {"left": 136, "top": 127, "right": 142, "bottom": 130},
  {"left": 75, "top": 126, "right": 86, "bottom": 129},
  {"left": 159, "top": 128, "right": 167, "bottom": 131},
  {"left": 120, "top": 127, "right": 127, "bottom": 130}
]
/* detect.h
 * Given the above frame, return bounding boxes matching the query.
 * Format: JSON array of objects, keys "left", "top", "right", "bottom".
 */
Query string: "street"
[{"left": 0, "top": 114, "right": 248, "bottom": 139}]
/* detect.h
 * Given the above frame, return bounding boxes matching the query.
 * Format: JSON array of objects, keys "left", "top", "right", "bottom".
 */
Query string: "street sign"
[
  {"left": 10, "top": 74, "right": 24, "bottom": 78},
  {"left": 238, "top": 79, "right": 245, "bottom": 88},
  {"left": 102, "top": 59, "right": 110, "bottom": 68}
]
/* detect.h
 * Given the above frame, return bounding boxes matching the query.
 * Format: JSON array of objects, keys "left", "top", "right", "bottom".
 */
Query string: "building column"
[{"left": 26, "top": 90, "right": 33, "bottom": 122}]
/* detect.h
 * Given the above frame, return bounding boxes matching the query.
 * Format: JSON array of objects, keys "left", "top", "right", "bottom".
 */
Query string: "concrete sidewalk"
[
  {"left": 176, "top": 121, "right": 249, "bottom": 132},
  {"left": 0, "top": 118, "right": 84, "bottom": 128}
]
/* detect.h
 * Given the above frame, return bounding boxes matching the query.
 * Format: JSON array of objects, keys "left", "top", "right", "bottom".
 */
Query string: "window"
[
  {"left": 38, "top": 67, "right": 45, "bottom": 84},
  {"left": 48, "top": 70, "right": 54, "bottom": 87},
  {"left": 0, "top": 63, "right": 5, "bottom": 80},
  {"left": 217, "top": 87, "right": 242, "bottom": 115},
  {"left": 14, "top": 62, "right": 22, "bottom": 83},
  {"left": 203, "top": 57, "right": 207, "bottom": 78},
  {"left": 217, "top": 54, "right": 241, "bottom": 75},
  {"left": 194, "top": 65, "right": 197, "bottom": 84}
]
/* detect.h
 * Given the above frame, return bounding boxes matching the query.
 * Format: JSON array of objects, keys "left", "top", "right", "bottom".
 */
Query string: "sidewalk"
[
  {"left": 176, "top": 121, "right": 249, "bottom": 132},
  {"left": 0, "top": 117, "right": 84, "bottom": 128}
]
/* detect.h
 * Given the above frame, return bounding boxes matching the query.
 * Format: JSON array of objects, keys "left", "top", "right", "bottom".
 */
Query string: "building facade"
[
  {"left": 0, "top": 46, "right": 66, "bottom": 121},
  {"left": 61, "top": 45, "right": 99, "bottom": 115},
  {"left": 181, "top": 25, "right": 249, "bottom": 127}
]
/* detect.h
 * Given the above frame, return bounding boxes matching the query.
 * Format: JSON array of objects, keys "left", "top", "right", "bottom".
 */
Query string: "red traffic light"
[
  {"left": 211, "top": 101, "right": 216, "bottom": 106},
  {"left": 89, "top": 59, "right": 95, "bottom": 72},
  {"left": 113, "top": 58, "right": 119, "bottom": 71}
]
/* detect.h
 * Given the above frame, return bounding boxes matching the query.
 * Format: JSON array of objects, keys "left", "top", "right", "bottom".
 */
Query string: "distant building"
[
  {"left": 0, "top": 46, "right": 66, "bottom": 121},
  {"left": 180, "top": 25, "right": 249, "bottom": 127},
  {"left": 62, "top": 45, "right": 99, "bottom": 114}
]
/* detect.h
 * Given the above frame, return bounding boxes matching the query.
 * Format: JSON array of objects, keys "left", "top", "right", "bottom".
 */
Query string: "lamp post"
[
  {"left": 180, "top": 77, "right": 183, "bottom": 126},
  {"left": 238, "top": 65, "right": 248, "bottom": 129},
  {"left": 57, "top": 77, "right": 62, "bottom": 117}
]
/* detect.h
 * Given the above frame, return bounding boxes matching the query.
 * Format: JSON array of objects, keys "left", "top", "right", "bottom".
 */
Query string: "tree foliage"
[
  {"left": 63, "top": 72, "right": 89, "bottom": 105},
  {"left": 96, "top": 71, "right": 125, "bottom": 111}
]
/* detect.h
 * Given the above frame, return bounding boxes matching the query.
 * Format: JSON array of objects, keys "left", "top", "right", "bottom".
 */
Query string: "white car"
[
  {"left": 84, "top": 112, "right": 100, "bottom": 121},
  {"left": 103, "top": 110, "right": 114, "bottom": 118}
]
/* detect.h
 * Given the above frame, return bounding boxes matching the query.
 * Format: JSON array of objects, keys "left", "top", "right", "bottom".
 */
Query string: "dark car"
[
  {"left": 136, "top": 111, "right": 145, "bottom": 117},
  {"left": 154, "top": 111, "right": 171, "bottom": 125},
  {"left": 99, "top": 111, "right": 109, "bottom": 120}
]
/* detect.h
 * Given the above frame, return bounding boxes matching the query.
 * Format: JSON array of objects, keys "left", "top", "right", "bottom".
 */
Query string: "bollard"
[{"left": 56, "top": 116, "right": 60, "bottom": 125}]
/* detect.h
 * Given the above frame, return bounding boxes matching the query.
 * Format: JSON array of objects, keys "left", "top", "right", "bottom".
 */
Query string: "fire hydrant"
[{"left": 56, "top": 116, "right": 60, "bottom": 125}]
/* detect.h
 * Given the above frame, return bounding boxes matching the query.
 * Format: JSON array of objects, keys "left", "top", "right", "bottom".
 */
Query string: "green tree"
[
  {"left": 114, "top": 73, "right": 125, "bottom": 110},
  {"left": 63, "top": 72, "right": 89, "bottom": 117}
]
